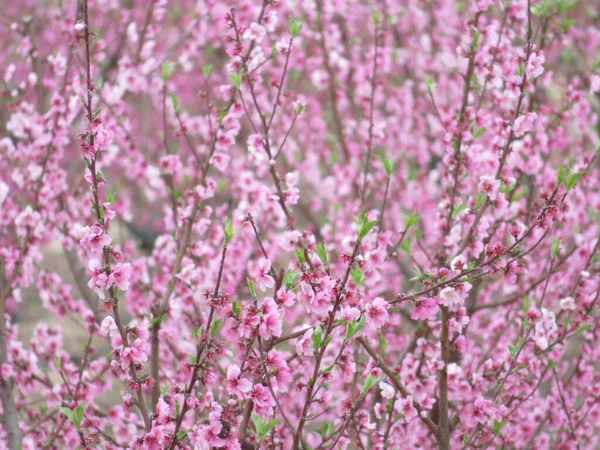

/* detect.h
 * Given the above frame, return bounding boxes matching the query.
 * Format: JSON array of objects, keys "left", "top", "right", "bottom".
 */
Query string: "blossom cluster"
[{"left": 1, "top": 0, "right": 600, "bottom": 449}]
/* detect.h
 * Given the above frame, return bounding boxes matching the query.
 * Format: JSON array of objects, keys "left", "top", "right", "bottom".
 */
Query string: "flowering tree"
[{"left": 1, "top": 0, "right": 600, "bottom": 448}]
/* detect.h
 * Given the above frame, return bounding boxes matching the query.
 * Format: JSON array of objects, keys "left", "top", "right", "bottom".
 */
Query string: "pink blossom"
[
  {"left": 478, "top": 175, "right": 500, "bottom": 200},
  {"left": 227, "top": 364, "right": 252, "bottom": 398},
  {"left": 81, "top": 224, "right": 112, "bottom": 253},
  {"left": 366, "top": 297, "right": 389, "bottom": 329},
  {"left": 411, "top": 297, "right": 439, "bottom": 321},
  {"left": 107, "top": 262, "right": 132, "bottom": 291}
]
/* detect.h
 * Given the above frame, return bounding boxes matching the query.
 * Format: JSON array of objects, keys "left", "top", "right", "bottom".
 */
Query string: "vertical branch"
[
  {"left": 438, "top": 305, "right": 450, "bottom": 450},
  {"left": 80, "top": 0, "right": 151, "bottom": 431},
  {"left": 0, "top": 268, "right": 21, "bottom": 450}
]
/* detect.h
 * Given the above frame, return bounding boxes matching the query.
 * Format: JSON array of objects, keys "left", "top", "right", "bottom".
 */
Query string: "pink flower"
[
  {"left": 512, "top": 112, "right": 537, "bottom": 137},
  {"left": 366, "top": 297, "right": 389, "bottom": 329},
  {"left": 243, "top": 23, "right": 266, "bottom": 42},
  {"left": 394, "top": 396, "right": 418, "bottom": 422},
  {"left": 559, "top": 296, "right": 575, "bottom": 310},
  {"left": 100, "top": 316, "right": 118, "bottom": 337},
  {"left": 107, "top": 263, "right": 132, "bottom": 291},
  {"left": 450, "top": 255, "right": 467, "bottom": 273},
  {"left": 81, "top": 224, "right": 112, "bottom": 253},
  {"left": 155, "top": 398, "right": 170, "bottom": 425},
  {"left": 438, "top": 287, "right": 462, "bottom": 306},
  {"left": 478, "top": 175, "right": 500, "bottom": 200},
  {"left": 87, "top": 258, "right": 108, "bottom": 299},
  {"left": 227, "top": 364, "right": 252, "bottom": 398},
  {"left": 252, "top": 258, "right": 274, "bottom": 292},
  {"left": 526, "top": 51, "right": 545, "bottom": 79},
  {"left": 120, "top": 338, "right": 148, "bottom": 370},
  {"left": 411, "top": 297, "right": 439, "bottom": 321}
]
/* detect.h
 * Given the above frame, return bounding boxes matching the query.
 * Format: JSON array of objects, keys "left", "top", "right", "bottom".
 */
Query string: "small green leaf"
[
  {"left": 283, "top": 270, "right": 298, "bottom": 290},
  {"left": 508, "top": 337, "right": 524, "bottom": 359},
  {"left": 370, "top": 7, "right": 382, "bottom": 26},
  {"left": 170, "top": 93, "right": 178, "bottom": 111},
  {"left": 295, "top": 249, "right": 306, "bottom": 265},
  {"left": 522, "top": 297, "right": 531, "bottom": 313},
  {"left": 296, "top": 103, "right": 305, "bottom": 115},
  {"left": 162, "top": 62, "right": 172, "bottom": 81},
  {"left": 492, "top": 418, "right": 508, "bottom": 436},
  {"left": 289, "top": 17, "right": 302, "bottom": 37},
  {"left": 350, "top": 266, "right": 365, "bottom": 286},
  {"left": 210, "top": 318, "right": 222, "bottom": 338},
  {"left": 551, "top": 237, "right": 562, "bottom": 258},
  {"left": 232, "top": 301, "right": 242, "bottom": 318},
  {"left": 202, "top": 63, "right": 213, "bottom": 79},
  {"left": 565, "top": 171, "right": 584, "bottom": 190},
  {"left": 361, "top": 374, "right": 380, "bottom": 394},
  {"left": 312, "top": 325, "right": 323, "bottom": 350},
  {"left": 424, "top": 74, "right": 437, "bottom": 90},
  {"left": 472, "top": 126, "right": 486, "bottom": 139},
  {"left": 59, "top": 401, "right": 86, "bottom": 429},
  {"left": 379, "top": 154, "right": 394, "bottom": 176},
  {"left": 557, "top": 165, "right": 571, "bottom": 186},
  {"left": 247, "top": 278, "right": 256, "bottom": 297},
  {"left": 229, "top": 70, "right": 243, "bottom": 89},
  {"left": 315, "top": 242, "right": 328, "bottom": 266},
  {"left": 54, "top": 355, "right": 62, "bottom": 369},
  {"left": 358, "top": 215, "right": 378, "bottom": 240},
  {"left": 224, "top": 217, "right": 234, "bottom": 245},
  {"left": 576, "top": 324, "right": 592, "bottom": 335},
  {"left": 346, "top": 316, "right": 365, "bottom": 340}
]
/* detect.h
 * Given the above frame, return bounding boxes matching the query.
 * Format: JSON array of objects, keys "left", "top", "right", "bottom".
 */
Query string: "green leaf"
[
  {"left": 522, "top": 297, "right": 531, "bottom": 313},
  {"left": 162, "top": 62, "right": 172, "bottom": 81},
  {"left": 59, "top": 401, "right": 86, "bottom": 429},
  {"left": 232, "top": 301, "right": 242, "bottom": 318},
  {"left": 576, "top": 324, "right": 592, "bottom": 335},
  {"left": 492, "top": 418, "right": 508, "bottom": 436},
  {"left": 54, "top": 355, "right": 62, "bottom": 369},
  {"left": 224, "top": 217, "right": 234, "bottom": 245},
  {"left": 350, "top": 266, "right": 365, "bottom": 286},
  {"left": 247, "top": 278, "right": 256, "bottom": 297},
  {"left": 551, "top": 237, "right": 562, "bottom": 258},
  {"left": 170, "top": 93, "right": 178, "bottom": 111},
  {"left": 229, "top": 70, "right": 243, "bottom": 89},
  {"left": 202, "top": 63, "right": 213, "bottom": 79},
  {"left": 370, "top": 7, "right": 382, "bottom": 27},
  {"left": 315, "top": 242, "right": 328, "bottom": 266},
  {"left": 346, "top": 316, "right": 365, "bottom": 340},
  {"left": 312, "top": 325, "right": 323, "bottom": 350},
  {"left": 379, "top": 154, "right": 395, "bottom": 176},
  {"left": 176, "top": 430, "right": 187, "bottom": 440},
  {"left": 358, "top": 215, "right": 378, "bottom": 240},
  {"left": 424, "top": 74, "right": 437, "bottom": 90},
  {"left": 361, "top": 374, "right": 380, "bottom": 394},
  {"left": 283, "top": 270, "right": 298, "bottom": 290},
  {"left": 289, "top": 17, "right": 302, "bottom": 37},
  {"left": 472, "top": 126, "right": 486, "bottom": 139},
  {"left": 547, "top": 358, "right": 556, "bottom": 369},
  {"left": 565, "top": 171, "right": 584, "bottom": 190},
  {"left": 404, "top": 213, "right": 422, "bottom": 228},
  {"left": 452, "top": 204, "right": 467, "bottom": 218},
  {"left": 557, "top": 165, "right": 571, "bottom": 186},
  {"left": 252, "top": 413, "right": 281, "bottom": 441},
  {"left": 508, "top": 337, "right": 524, "bottom": 359},
  {"left": 399, "top": 235, "right": 413, "bottom": 254},
  {"left": 296, "top": 103, "right": 305, "bottom": 115},
  {"left": 295, "top": 248, "right": 306, "bottom": 265},
  {"left": 210, "top": 319, "right": 222, "bottom": 338}
]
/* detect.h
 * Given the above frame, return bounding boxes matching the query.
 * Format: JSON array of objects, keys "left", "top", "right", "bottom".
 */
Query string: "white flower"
[
  {"left": 379, "top": 382, "right": 395, "bottom": 399},
  {"left": 559, "top": 297, "right": 575, "bottom": 311}
]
